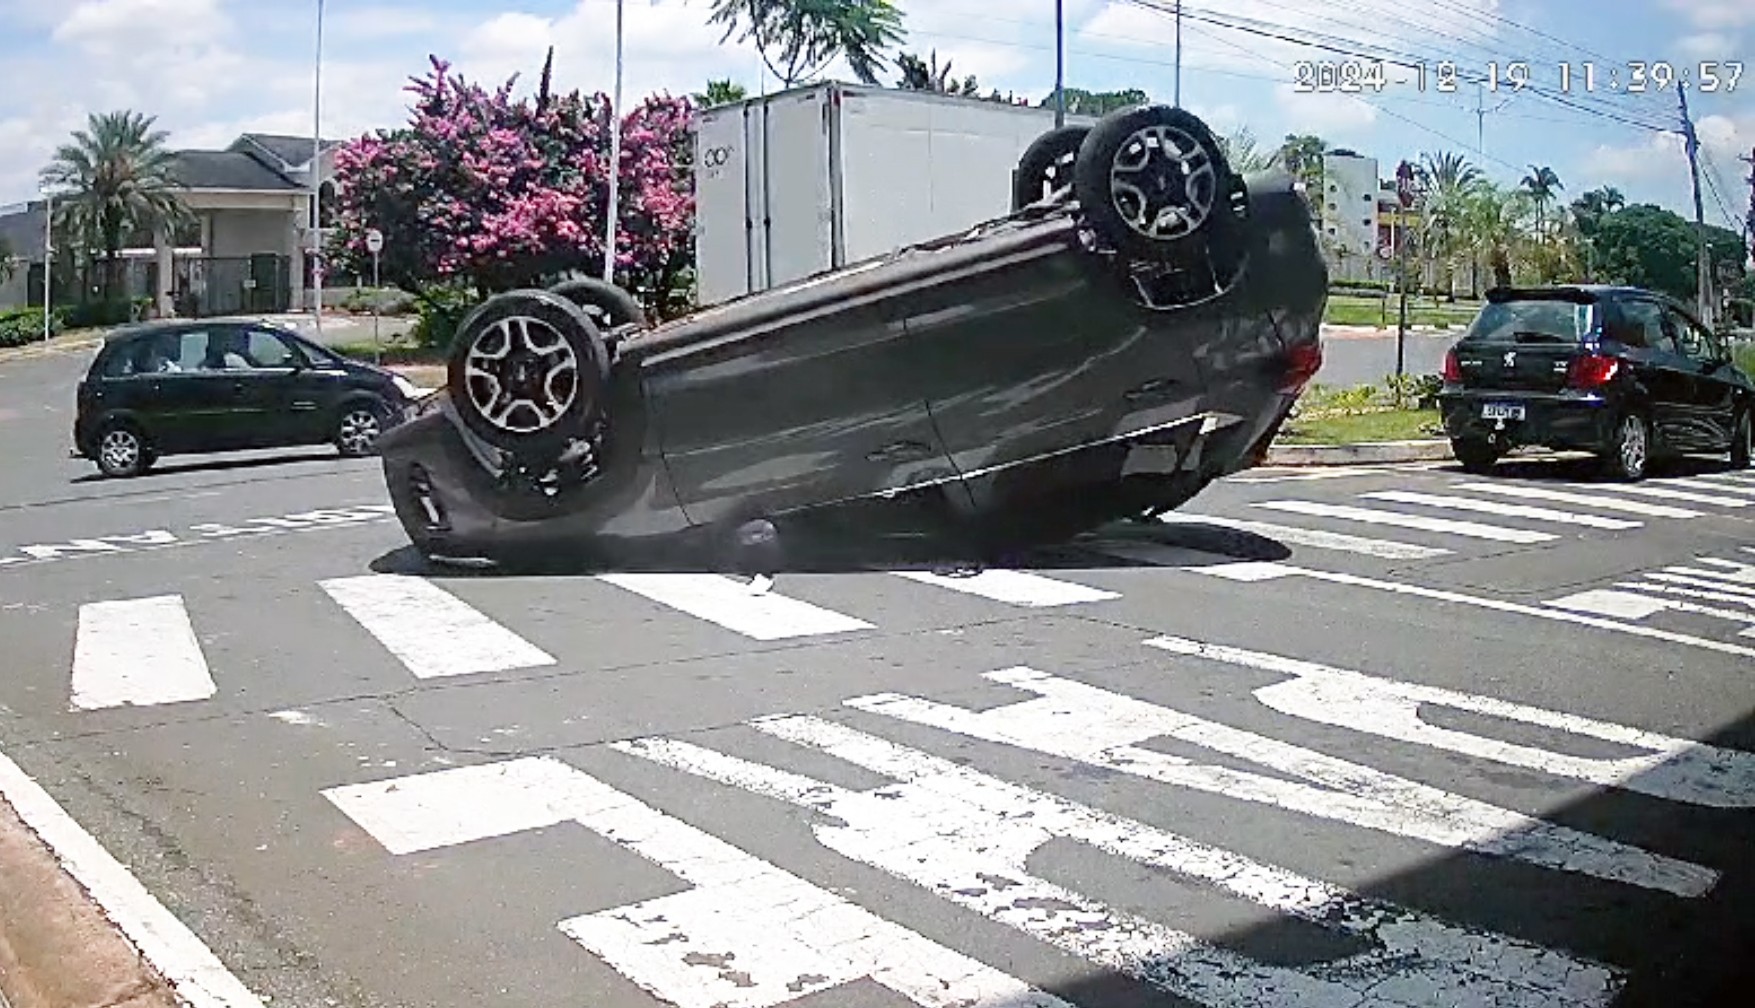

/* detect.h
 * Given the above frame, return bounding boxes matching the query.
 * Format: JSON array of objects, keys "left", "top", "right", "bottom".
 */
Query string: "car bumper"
[{"left": 1437, "top": 389, "right": 1617, "bottom": 450}]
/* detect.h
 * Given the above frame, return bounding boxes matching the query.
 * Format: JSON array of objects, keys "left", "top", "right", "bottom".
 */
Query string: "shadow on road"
[
  {"left": 1442, "top": 451, "right": 1751, "bottom": 484},
  {"left": 67, "top": 450, "right": 351, "bottom": 484}
]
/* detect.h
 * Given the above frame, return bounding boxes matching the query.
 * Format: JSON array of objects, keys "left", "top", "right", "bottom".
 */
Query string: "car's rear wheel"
[
  {"left": 1451, "top": 437, "right": 1501, "bottom": 475},
  {"left": 1012, "top": 125, "right": 1090, "bottom": 211},
  {"left": 1600, "top": 412, "right": 1650, "bottom": 481},
  {"left": 1072, "top": 104, "right": 1244, "bottom": 275},
  {"left": 446, "top": 289, "right": 610, "bottom": 458},
  {"left": 334, "top": 400, "right": 387, "bottom": 457},
  {"left": 1731, "top": 408, "right": 1752, "bottom": 469},
  {"left": 548, "top": 277, "right": 648, "bottom": 332},
  {"left": 95, "top": 422, "right": 152, "bottom": 478}
]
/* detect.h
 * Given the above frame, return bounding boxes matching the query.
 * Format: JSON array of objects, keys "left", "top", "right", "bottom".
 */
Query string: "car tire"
[
  {"left": 1731, "top": 408, "right": 1752, "bottom": 469},
  {"left": 548, "top": 277, "right": 648, "bottom": 332},
  {"left": 1451, "top": 437, "right": 1501, "bottom": 475},
  {"left": 446, "top": 289, "right": 611, "bottom": 458},
  {"left": 1599, "top": 412, "right": 1651, "bottom": 481},
  {"left": 334, "top": 399, "right": 388, "bottom": 458},
  {"left": 94, "top": 422, "right": 152, "bottom": 479},
  {"left": 1072, "top": 104, "right": 1245, "bottom": 275},
  {"left": 1012, "top": 125, "right": 1090, "bottom": 211}
]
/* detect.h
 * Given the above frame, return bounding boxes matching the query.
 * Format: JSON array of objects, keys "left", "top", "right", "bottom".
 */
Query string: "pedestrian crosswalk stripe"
[
  {"left": 1155, "top": 512, "right": 1452, "bottom": 559},
  {"left": 1689, "top": 556, "right": 1755, "bottom": 584},
  {"left": 1683, "top": 472, "right": 1755, "bottom": 489},
  {"left": 1646, "top": 476, "right": 1755, "bottom": 498},
  {"left": 1453, "top": 482, "right": 1702, "bottom": 518},
  {"left": 844, "top": 667, "right": 1715, "bottom": 895},
  {"left": 319, "top": 574, "right": 556, "bottom": 678},
  {"left": 323, "top": 757, "right": 1070, "bottom": 1008},
  {"left": 594, "top": 573, "right": 874, "bottom": 640},
  {"left": 1617, "top": 581, "right": 1755, "bottom": 613},
  {"left": 71, "top": 595, "right": 216, "bottom": 711},
  {"left": 1657, "top": 566, "right": 1755, "bottom": 595},
  {"left": 618, "top": 716, "right": 1625, "bottom": 1007},
  {"left": 1359, "top": 489, "right": 1642, "bottom": 530},
  {"left": 1567, "top": 482, "right": 1751, "bottom": 507},
  {"left": 1253, "top": 499, "right": 1558, "bottom": 542},
  {"left": 887, "top": 568, "right": 1119, "bottom": 606}
]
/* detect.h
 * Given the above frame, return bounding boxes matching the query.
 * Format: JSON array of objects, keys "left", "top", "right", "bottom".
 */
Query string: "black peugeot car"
[
  {"left": 72, "top": 317, "right": 424, "bottom": 478},
  {"left": 1438, "top": 285, "right": 1754, "bottom": 480},
  {"left": 376, "top": 103, "right": 1329, "bottom": 573}
]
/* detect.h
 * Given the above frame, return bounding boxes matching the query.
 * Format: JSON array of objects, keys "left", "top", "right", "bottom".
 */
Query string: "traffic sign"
[{"left": 365, "top": 229, "right": 384, "bottom": 254}]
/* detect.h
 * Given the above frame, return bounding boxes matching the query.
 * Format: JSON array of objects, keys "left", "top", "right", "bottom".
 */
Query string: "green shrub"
[
  {"left": 61, "top": 299, "right": 133, "bottom": 329},
  {"left": 410, "top": 283, "right": 481, "bottom": 350},
  {"left": 0, "top": 307, "right": 62, "bottom": 348}
]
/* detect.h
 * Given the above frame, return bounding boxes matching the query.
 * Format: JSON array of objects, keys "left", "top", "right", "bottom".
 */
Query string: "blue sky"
[{"left": 0, "top": 0, "right": 1749, "bottom": 235}]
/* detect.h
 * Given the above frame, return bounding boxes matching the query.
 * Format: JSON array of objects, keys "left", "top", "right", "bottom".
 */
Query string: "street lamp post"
[
  {"left": 603, "top": 0, "right": 625, "bottom": 283},
  {"left": 42, "top": 190, "right": 52, "bottom": 344},
  {"left": 312, "top": 0, "right": 326, "bottom": 333}
]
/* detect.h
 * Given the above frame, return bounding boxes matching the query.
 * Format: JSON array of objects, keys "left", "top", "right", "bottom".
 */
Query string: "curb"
[
  {"left": 0, "top": 794, "right": 183, "bottom": 1008},
  {"left": 0, "top": 338, "right": 103, "bottom": 363},
  {"left": 1264, "top": 439, "right": 1455, "bottom": 466}
]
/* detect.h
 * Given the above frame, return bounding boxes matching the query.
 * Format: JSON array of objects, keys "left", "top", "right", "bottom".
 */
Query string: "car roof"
[{"left": 1485, "top": 284, "right": 1681, "bottom": 305}]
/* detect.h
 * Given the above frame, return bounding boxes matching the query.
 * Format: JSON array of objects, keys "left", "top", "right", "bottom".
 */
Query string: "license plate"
[{"left": 1482, "top": 403, "right": 1525, "bottom": 420}]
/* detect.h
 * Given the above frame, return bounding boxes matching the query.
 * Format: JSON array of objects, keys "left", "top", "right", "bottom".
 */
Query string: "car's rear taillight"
[
  {"left": 1279, "top": 342, "right": 1323, "bottom": 394},
  {"left": 1567, "top": 353, "right": 1620, "bottom": 389},
  {"left": 1441, "top": 350, "right": 1462, "bottom": 383}
]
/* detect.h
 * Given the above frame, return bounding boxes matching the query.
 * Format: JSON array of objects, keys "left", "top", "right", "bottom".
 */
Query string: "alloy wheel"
[
  {"left": 462, "top": 315, "right": 581, "bottom": 435},
  {"left": 1618, "top": 415, "right": 1647, "bottom": 478},
  {"left": 338, "top": 408, "right": 382, "bottom": 455},
  {"left": 1108, "top": 124, "right": 1216, "bottom": 241},
  {"left": 99, "top": 428, "right": 141, "bottom": 476}
]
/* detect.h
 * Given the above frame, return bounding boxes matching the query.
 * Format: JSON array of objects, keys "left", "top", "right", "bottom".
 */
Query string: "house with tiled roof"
[{"left": 0, "top": 133, "right": 345, "bottom": 317}]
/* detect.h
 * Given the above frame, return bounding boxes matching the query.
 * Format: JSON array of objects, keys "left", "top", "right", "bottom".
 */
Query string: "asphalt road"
[{"left": 2, "top": 343, "right": 1753, "bottom": 1008}]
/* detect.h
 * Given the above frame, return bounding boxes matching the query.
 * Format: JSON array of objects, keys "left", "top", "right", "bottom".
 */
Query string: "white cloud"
[
  {"left": 1664, "top": 0, "right": 1755, "bottom": 31},
  {"left": 1273, "top": 84, "right": 1378, "bottom": 137},
  {"left": 1673, "top": 32, "right": 1735, "bottom": 60}
]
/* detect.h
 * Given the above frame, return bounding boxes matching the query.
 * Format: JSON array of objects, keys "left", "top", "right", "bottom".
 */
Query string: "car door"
[
  {"left": 1666, "top": 306, "right": 1739, "bottom": 449},
  {"left": 238, "top": 325, "right": 337, "bottom": 446},
  {"left": 645, "top": 296, "right": 963, "bottom": 535},
  {"left": 1616, "top": 298, "right": 1697, "bottom": 449}
]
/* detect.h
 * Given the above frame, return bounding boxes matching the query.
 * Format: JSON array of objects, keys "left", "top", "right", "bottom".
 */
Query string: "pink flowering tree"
[{"left": 328, "top": 55, "right": 697, "bottom": 324}]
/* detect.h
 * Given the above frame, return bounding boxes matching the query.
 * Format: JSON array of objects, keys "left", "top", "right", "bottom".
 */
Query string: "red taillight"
[
  {"left": 1280, "top": 342, "right": 1323, "bottom": 394},
  {"left": 1441, "top": 349, "right": 1462, "bottom": 383},
  {"left": 1567, "top": 353, "right": 1620, "bottom": 389}
]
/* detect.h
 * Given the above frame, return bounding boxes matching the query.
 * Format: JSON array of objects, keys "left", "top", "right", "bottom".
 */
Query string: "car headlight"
[{"left": 392, "top": 375, "right": 422, "bottom": 399}]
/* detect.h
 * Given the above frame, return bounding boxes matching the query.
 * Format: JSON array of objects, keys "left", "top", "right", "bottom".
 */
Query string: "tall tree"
[
  {"left": 1415, "top": 150, "right": 1481, "bottom": 297},
  {"left": 39, "top": 110, "right": 191, "bottom": 305},
  {"left": 1218, "top": 126, "right": 1279, "bottom": 173},
  {"left": 1591, "top": 203, "right": 1747, "bottom": 303},
  {"left": 1037, "top": 87, "right": 1146, "bottom": 116},
  {"left": 1462, "top": 181, "right": 1534, "bottom": 289},
  {"left": 1519, "top": 163, "right": 1563, "bottom": 241},
  {"left": 1277, "top": 133, "right": 1327, "bottom": 194},
  {"left": 705, "top": 0, "right": 906, "bottom": 87},
  {"left": 693, "top": 79, "right": 749, "bottom": 108}
]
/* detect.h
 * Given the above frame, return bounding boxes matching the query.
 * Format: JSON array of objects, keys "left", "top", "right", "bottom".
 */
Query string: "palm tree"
[
  {"left": 1519, "top": 164, "right": 1563, "bottom": 242},
  {"left": 705, "top": 0, "right": 907, "bottom": 88},
  {"left": 39, "top": 110, "right": 190, "bottom": 306},
  {"left": 1568, "top": 185, "right": 1625, "bottom": 281},
  {"left": 693, "top": 79, "right": 749, "bottom": 108},
  {"left": 894, "top": 50, "right": 978, "bottom": 95},
  {"left": 1218, "top": 126, "right": 1280, "bottom": 173},
  {"left": 1462, "top": 182, "right": 1534, "bottom": 289},
  {"left": 1415, "top": 150, "right": 1481, "bottom": 297}
]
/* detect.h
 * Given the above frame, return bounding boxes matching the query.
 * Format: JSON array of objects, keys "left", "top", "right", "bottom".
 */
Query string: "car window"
[
  {"left": 196, "top": 328, "right": 258, "bottom": 371},
  {"left": 102, "top": 331, "right": 198, "bottom": 376},
  {"left": 1463, "top": 298, "right": 1593, "bottom": 345},
  {"left": 244, "top": 329, "right": 307, "bottom": 369},
  {"left": 1665, "top": 308, "right": 1709, "bottom": 359},
  {"left": 1619, "top": 301, "right": 1672, "bottom": 353}
]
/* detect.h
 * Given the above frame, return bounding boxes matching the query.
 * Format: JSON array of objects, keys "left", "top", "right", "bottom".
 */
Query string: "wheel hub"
[
  {"left": 1109, "top": 124, "right": 1216, "bottom": 240},
  {"left": 463, "top": 316, "right": 580, "bottom": 435}
]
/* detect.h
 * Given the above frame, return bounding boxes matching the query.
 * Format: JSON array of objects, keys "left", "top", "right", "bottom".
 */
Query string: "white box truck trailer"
[{"left": 692, "top": 82, "right": 1097, "bottom": 306}]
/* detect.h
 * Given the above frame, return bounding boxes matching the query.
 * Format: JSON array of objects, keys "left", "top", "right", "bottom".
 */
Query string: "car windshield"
[{"left": 1463, "top": 299, "right": 1595, "bottom": 345}]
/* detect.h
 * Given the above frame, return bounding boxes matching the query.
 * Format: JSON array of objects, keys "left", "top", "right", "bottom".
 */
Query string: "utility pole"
[
  {"left": 1054, "top": 0, "right": 1065, "bottom": 128},
  {"left": 603, "top": 0, "right": 625, "bottom": 283},
  {"left": 311, "top": 0, "right": 325, "bottom": 333},
  {"left": 1394, "top": 160, "right": 1415, "bottom": 383},
  {"left": 1173, "top": 0, "right": 1183, "bottom": 107},
  {"left": 1678, "top": 83, "right": 1713, "bottom": 326}
]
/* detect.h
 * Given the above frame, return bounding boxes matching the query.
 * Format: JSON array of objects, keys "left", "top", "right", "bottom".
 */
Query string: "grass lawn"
[
  {"left": 1278, "top": 407, "right": 1442, "bottom": 445},
  {"left": 1325, "top": 293, "right": 1481, "bottom": 329}
]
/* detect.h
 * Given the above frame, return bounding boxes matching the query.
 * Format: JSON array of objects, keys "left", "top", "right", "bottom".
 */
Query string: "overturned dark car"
[{"left": 376, "top": 104, "right": 1329, "bottom": 574}]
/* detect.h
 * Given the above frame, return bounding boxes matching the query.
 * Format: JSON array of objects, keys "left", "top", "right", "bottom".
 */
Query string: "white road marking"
[
  {"left": 845, "top": 668, "right": 1714, "bottom": 895},
  {"left": 1453, "top": 482, "right": 1701, "bottom": 518},
  {"left": 1145, "top": 635, "right": 1755, "bottom": 808},
  {"left": 1647, "top": 571, "right": 1755, "bottom": 598},
  {"left": 1253, "top": 499, "right": 1558, "bottom": 543},
  {"left": 1686, "top": 556, "right": 1755, "bottom": 584},
  {"left": 1546, "top": 589, "right": 1676, "bottom": 621},
  {"left": 1184, "top": 561, "right": 1755, "bottom": 659},
  {"left": 1360, "top": 490, "right": 1642, "bottom": 529},
  {"left": 1154, "top": 512, "right": 1452, "bottom": 559},
  {"left": 887, "top": 568, "right": 1119, "bottom": 606},
  {"left": 1647, "top": 477, "right": 1755, "bottom": 498},
  {"left": 0, "top": 748, "right": 266, "bottom": 1007},
  {"left": 618, "top": 718, "right": 1623, "bottom": 1008},
  {"left": 70, "top": 595, "right": 216, "bottom": 711},
  {"left": 595, "top": 573, "right": 873, "bottom": 640},
  {"left": 323, "top": 758, "right": 1069, "bottom": 1008},
  {"left": 1566, "top": 482, "right": 1751, "bottom": 507},
  {"left": 319, "top": 575, "right": 555, "bottom": 678},
  {"left": 1618, "top": 580, "right": 1755, "bottom": 612},
  {"left": 0, "top": 504, "right": 399, "bottom": 572}
]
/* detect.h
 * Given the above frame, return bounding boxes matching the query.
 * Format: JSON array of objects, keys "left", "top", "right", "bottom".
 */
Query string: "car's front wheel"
[
  {"left": 446, "top": 289, "right": 611, "bottom": 458},
  {"left": 334, "top": 400, "right": 387, "bottom": 457},
  {"left": 1012, "top": 125, "right": 1089, "bottom": 210},
  {"left": 1072, "top": 104, "right": 1244, "bottom": 279},
  {"left": 1600, "top": 412, "right": 1650, "bottom": 481},
  {"left": 95, "top": 422, "right": 153, "bottom": 479}
]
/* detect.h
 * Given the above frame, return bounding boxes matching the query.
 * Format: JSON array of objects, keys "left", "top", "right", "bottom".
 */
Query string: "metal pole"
[
  {"left": 371, "top": 250, "right": 381, "bottom": 364},
  {"left": 1174, "top": 0, "right": 1182, "bottom": 107},
  {"left": 312, "top": 0, "right": 325, "bottom": 333},
  {"left": 1054, "top": 0, "right": 1065, "bottom": 128},
  {"left": 1679, "top": 83, "right": 1712, "bottom": 325},
  {"left": 603, "top": 0, "right": 625, "bottom": 282},
  {"left": 42, "top": 191, "right": 52, "bottom": 344}
]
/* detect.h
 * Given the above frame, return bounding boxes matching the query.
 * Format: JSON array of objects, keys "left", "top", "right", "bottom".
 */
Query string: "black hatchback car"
[
  {"left": 73, "top": 318, "right": 423, "bottom": 478},
  {"left": 1438, "top": 285, "right": 1754, "bottom": 480}
]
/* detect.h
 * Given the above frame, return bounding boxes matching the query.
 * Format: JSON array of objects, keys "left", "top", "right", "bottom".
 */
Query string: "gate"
[{"left": 172, "top": 255, "right": 292, "bottom": 317}]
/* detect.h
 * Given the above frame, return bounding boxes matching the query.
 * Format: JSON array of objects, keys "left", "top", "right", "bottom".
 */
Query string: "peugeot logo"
[
  {"left": 702, "top": 146, "right": 732, "bottom": 169},
  {"left": 1502, "top": 350, "right": 1517, "bottom": 367}
]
